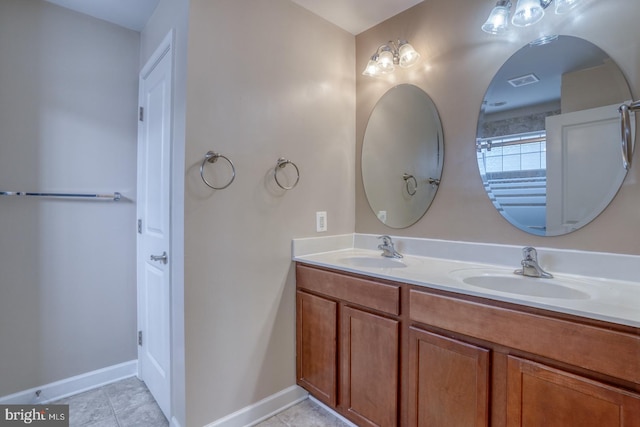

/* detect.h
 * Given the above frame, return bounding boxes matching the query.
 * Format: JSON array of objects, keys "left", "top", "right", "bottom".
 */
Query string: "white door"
[
  {"left": 137, "top": 39, "right": 173, "bottom": 420},
  {"left": 545, "top": 103, "right": 633, "bottom": 234}
]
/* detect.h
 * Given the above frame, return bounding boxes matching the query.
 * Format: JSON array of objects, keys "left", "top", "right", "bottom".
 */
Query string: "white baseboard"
[
  {"left": 205, "top": 385, "right": 309, "bottom": 427},
  {"left": 0, "top": 360, "right": 138, "bottom": 405}
]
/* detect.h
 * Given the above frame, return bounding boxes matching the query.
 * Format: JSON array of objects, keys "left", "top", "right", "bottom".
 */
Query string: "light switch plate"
[{"left": 316, "top": 211, "right": 327, "bottom": 232}]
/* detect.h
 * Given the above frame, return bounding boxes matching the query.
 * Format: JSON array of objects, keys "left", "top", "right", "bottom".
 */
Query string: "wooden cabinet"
[
  {"left": 408, "top": 290, "right": 640, "bottom": 385},
  {"left": 507, "top": 356, "right": 640, "bottom": 427},
  {"left": 296, "top": 290, "right": 337, "bottom": 406},
  {"left": 296, "top": 263, "right": 640, "bottom": 427},
  {"left": 296, "top": 264, "right": 401, "bottom": 426},
  {"left": 409, "top": 288, "right": 640, "bottom": 427},
  {"left": 408, "top": 327, "right": 490, "bottom": 427},
  {"left": 342, "top": 306, "right": 399, "bottom": 427}
]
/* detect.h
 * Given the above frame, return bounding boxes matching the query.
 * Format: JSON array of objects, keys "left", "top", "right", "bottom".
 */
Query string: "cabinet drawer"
[
  {"left": 409, "top": 289, "right": 640, "bottom": 385},
  {"left": 297, "top": 264, "right": 400, "bottom": 316}
]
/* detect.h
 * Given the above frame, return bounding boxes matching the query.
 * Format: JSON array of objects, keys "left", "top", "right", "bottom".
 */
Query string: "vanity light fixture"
[
  {"left": 482, "top": 0, "right": 581, "bottom": 35},
  {"left": 362, "top": 40, "right": 421, "bottom": 77}
]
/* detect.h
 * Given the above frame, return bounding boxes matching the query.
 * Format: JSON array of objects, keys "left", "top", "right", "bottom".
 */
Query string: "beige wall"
[
  {"left": 356, "top": 0, "right": 640, "bottom": 255},
  {"left": 184, "top": 0, "right": 355, "bottom": 425},
  {"left": 0, "top": 0, "right": 139, "bottom": 397},
  {"left": 561, "top": 59, "right": 630, "bottom": 113}
]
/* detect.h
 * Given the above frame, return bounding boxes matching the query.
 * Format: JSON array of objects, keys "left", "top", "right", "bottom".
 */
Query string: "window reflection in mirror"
[{"left": 476, "top": 36, "right": 634, "bottom": 236}]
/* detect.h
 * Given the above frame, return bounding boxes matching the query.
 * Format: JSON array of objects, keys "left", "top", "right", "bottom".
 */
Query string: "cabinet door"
[
  {"left": 408, "top": 327, "right": 490, "bottom": 427},
  {"left": 507, "top": 356, "right": 640, "bottom": 427},
  {"left": 296, "top": 291, "right": 337, "bottom": 406},
  {"left": 341, "top": 306, "right": 399, "bottom": 427}
]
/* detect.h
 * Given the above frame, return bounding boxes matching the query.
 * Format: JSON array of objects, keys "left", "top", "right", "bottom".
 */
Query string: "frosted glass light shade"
[
  {"left": 482, "top": 4, "right": 511, "bottom": 34},
  {"left": 377, "top": 50, "right": 395, "bottom": 74},
  {"left": 512, "top": 0, "right": 545, "bottom": 27},
  {"left": 362, "top": 58, "right": 380, "bottom": 77},
  {"left": 398, "top": 42, "right": 421, "bottom": 68},
  {"left": 555, "top": 0, "right": 579, "bottom": 14}
]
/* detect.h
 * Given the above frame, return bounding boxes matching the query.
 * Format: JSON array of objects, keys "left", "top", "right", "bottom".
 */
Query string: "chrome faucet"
[
  {"left": 378, "top": 235, "right": 403, "bottom": 258},
  {"left": 514, "top": 247, "right": 553, "bottom": 278}
]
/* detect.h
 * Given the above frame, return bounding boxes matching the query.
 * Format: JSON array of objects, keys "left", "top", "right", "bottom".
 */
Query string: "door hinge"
[
  {"left": 139, "top": 106, "right": 144, "bottom": 122},
  {"left": 138, "top": 331, "right": 143, "bottom": 346},
  {"left": 138, "top": 219, "right": 142, "bottom": 234}
]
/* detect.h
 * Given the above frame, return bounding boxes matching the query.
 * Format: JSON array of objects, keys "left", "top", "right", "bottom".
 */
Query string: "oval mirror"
[
  {"left": 476, "top": 36, "right": 634, "bottom": 236},
  {"left": 362, "top": 84, "right": 444, "bottom": 228}
]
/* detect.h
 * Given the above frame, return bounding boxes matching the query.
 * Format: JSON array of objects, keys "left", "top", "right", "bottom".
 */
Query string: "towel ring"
[
  {"left": 619, "top": 100, "right": 640, "bottom": 171},
  {"left": 274, "top": 157, "right": 300, "bottom": 190},
  {"left": 403, "top": 173, "right": 418, "bottom": 196},
  {"left": 200, "top": 151, "right": 236, "bottom": 190}
]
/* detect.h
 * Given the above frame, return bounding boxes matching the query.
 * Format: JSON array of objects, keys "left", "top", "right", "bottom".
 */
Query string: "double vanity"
[
  {"left": 293, "top": 234, "right": 640, "bottom": 426},
  {"left": 322, "top": 26, "right": 640, "bottom": 426}
]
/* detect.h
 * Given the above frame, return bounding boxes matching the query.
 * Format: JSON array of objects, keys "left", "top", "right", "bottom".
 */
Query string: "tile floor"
[
  {"left": 53, "top": 377, "right": 168, "bottom": 427},
  {"left": 255, "top": 399, "right": 351, "bottom": 427},
  {"left": 55, "top": 377, "right": 350, "bottom": 427}
]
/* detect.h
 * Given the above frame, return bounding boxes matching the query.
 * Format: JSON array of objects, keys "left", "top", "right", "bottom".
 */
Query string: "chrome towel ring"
[
  {"left": 274, "top": 157, "right": 300, "bottom": 190},
  {"left": 200, "top": 151, "right": 236, "bottom": 190},
  {"left": 403, "top": 173, "right": 418, "bottom": 196},
  {"left": 619, "top": 100, "right": 639, "bottom": 170}
]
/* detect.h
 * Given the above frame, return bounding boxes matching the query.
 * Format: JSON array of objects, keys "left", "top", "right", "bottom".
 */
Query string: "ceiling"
[
  {"left": 290, "top": 0, "right": 424, "bottom": 34},
  {"left": 43, "top": 0, "right": 161, "bottom": 31},
  {"left": 43, "top": 0, "right": 423, "bottom": 35},
  {"left": 483, "top": 36, "right": 610, "bottom": 115}
]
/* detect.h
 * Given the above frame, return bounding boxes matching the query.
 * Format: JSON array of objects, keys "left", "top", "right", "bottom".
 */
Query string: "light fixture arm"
[
  {"left": 387, "top": 41, "right": 400, "bottom": 64},
  {"left": 539, "top": 0, "right": 553, "bottom": 8}
]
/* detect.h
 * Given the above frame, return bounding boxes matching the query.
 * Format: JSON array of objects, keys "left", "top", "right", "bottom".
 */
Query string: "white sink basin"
[
  {"left": 449, "top": 269, "right": 591, "bottom": 300},
  {"left": 338, "top": 256, "right": 407, "bottom": 269}
]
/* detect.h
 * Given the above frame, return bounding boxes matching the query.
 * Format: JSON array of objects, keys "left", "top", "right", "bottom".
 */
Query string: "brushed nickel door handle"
[{"left": 150, "top": 251, "right": 168, "bottom": 264}]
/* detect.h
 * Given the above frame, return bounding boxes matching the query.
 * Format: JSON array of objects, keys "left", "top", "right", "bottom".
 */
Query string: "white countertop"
[{"left": 293, "top": 235, "right": 640, "bottom": 328}]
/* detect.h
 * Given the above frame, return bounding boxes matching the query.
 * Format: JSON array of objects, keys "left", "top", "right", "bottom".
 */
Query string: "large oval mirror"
[
  {"left": 476, "top": 36, "right": 634, "bottom": 236},
  {"left": 363, "top": 84, "right": 444, "bottom": 228}
]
